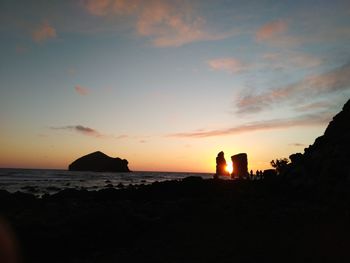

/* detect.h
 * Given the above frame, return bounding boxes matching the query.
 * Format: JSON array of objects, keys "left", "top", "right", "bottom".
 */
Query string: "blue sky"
[{"left": 1, "top": 0, "right": 350, "bottom": 172}]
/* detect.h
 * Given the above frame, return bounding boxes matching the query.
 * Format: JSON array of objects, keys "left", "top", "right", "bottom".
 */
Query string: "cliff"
[
  {"left": 287, "top": 99, "right": 350, "bottom": 185},
  {"left": 68, "top": 151, "right": 130, "bottom": 172}
]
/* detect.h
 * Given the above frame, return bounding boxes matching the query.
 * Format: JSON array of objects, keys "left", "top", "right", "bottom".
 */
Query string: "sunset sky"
[{"left": 1, "top": 0, "right": 350, "bottom": 172}]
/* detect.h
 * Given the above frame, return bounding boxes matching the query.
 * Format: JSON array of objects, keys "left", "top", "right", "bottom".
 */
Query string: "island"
[{"left": 68, "top": 151, "right": 130, "bottom": 172}]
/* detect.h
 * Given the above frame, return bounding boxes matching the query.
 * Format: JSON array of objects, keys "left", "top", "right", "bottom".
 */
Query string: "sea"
[{"left": 0, "top": 168, "right": 213, "bottom": 196}]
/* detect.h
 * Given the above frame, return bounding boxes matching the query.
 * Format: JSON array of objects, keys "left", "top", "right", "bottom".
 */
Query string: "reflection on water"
[{"left": 0, "top": 169, "right": 212, "bottom": 196}]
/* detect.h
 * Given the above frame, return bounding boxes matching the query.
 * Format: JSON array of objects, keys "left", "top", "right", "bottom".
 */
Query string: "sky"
[{"left": 1, "top": 0, "right": 350, "bottom": 173}]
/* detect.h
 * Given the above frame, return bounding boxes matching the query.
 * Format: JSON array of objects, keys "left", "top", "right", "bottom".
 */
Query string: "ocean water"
[{"left": 0, "top": 168, "right": 213, "bottom": 196}]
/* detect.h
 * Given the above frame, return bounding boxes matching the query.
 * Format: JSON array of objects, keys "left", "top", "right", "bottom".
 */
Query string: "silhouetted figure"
[
  {"left": 259, "top": 170, "right": 264, "bottom": 180},
  {"left": 250, "top": 170, "right": 254, "bottom": 180},
  {"left": 215, "top": 151, "right": 228, "bottom": 178}
]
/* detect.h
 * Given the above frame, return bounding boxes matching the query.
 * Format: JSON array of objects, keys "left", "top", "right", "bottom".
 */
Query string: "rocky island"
[{"left": 68, "top": 151, "right": 130, "bottom": 172}]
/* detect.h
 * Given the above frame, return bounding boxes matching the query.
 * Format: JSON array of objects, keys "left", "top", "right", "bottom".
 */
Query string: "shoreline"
[{"left": 1, "top": 176, "right": 350, "bottom": 263}]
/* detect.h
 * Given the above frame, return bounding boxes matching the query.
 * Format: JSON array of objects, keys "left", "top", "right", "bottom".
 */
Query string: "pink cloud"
[
  {"left": 84, "top": 0, "right": 111, "bottom": 15},
  {"left": 32, "top": 21, "right": 57, "bottom": 43},
  {"left": 207, "top": 58, "right": 246, "bottom": 73},
  {"left": 74, "top": 85, "right": 90, "bottom": 96},
  {"left": 236, "top": 63, "right": 350, "bottom": 114},
  {"left": 294, "top": 101, "right": 332, "bottom": 112},
  {"left": 169, "top": 113, "right": 331, "bottom": 138},
  {"left": 83, "top": 0, "right": 138, "bottom": 15},
  {"left": 83, "top": 0, "right": 235, "bottom": 47},
  {"left": 256, "top": 20, "right": 287, "bottom": 41}
]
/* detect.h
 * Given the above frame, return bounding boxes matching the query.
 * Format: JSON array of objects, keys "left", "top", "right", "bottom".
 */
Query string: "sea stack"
[
  {"left": 68, "top": 151, "right": 130, "bottom": 172},
  {"left": 231, "top": 153, "right": 248, "bottom": 179},
  {"left": 215, "top": 151, "right": 228, "bottom": 178}
]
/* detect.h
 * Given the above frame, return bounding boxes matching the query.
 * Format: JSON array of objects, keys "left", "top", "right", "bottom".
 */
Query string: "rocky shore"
[{"left": 1, "top": 176, "right": 350, "bottom": 263}]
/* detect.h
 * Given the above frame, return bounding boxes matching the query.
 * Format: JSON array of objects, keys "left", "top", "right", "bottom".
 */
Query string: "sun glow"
[{"left": 225, "top": 162, "right": 233, "bottom": 174}]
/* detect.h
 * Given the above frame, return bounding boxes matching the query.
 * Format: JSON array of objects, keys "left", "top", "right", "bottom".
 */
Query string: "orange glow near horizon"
[{"left": 225, "top": 162, "right": 233, "bottom": 174}]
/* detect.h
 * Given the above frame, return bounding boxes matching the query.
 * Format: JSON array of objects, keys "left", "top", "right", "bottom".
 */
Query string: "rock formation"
[
  {"left": 231, "top": 153, "right": 248, "bottom": 179},
  {"left": 263, "top": 169, "right": 277, "bottom": 179},
  {"left": 215, "top": 151, "right": 228, "bottom": 177},
  {"left": 68, "top": 151, "right": 130, "bottom": 172},
  {"left": 287, "top": 99, "right": 350, "bottom": 185}
]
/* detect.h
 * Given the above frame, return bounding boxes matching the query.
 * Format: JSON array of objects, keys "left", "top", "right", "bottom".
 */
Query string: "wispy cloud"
[
  {"left": 236, "top": 63, "right": 350, "bottom": 114},
  {"left": 207, "top": 58, "right": 246, "bottom": 74},
  {"left": 51, "top": 125, "right": 102, "bottom": 137},
  {"left": 294, "top": 101, "right": 332, "bottom": 112},
  {"left": 83, "top": 0, "right": 138, "bottom": 16},
  {"left": 169, "top": 113, "right": 331, "bottom": 138},
  {"left": 83, "top": 0, "right": 236, "bottom": 47},
  {"left": 262, "top": 51, "right": 323, "bottom": 70},
  {"left": 50, "top": 125, "right": 130, "bottom": 139},
  {"left": 74, "top": 85, "right": 90, "bottom": 96},
  {"left": 256, "top": 20, "right": 287, "bottom": 41},
  {"left": 32, "top": 21, "right": 56, "bottom": 43},
  {"left": 255, "top": 19, "right": 301, "bottom": 47},
  {"left": 289, "top": 143, "right": 305, "bottom": 147}
]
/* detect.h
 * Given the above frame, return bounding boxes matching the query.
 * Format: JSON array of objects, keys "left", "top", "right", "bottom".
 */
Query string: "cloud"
[
  {"left": 74, "top": 85, "right": 90, "bottom": 95},
  {"left": 83, "top": 0, "right": 235, "bottom": 47},
  {"left": 83, "top": 0, "right": 138, "bottom": 16},
  {"left": 289, "top": 143, "right": 305, "bottom": 147},
  {"left": 262, "top": 52, "right": 323, "bottom": 69},
  {"left": 51, "top": 125, "right": 102, "bottom": 137},
  {"left": 236, "top": 63, "right": 350, "bottom": 114},
  {"left": 169, "top": 113, "right": 331, "bottom": 138},
  {"left": 256, "top": 20, "right": 287, "bottom": 41},
  {"left": 50, "top": 125, "right": 130, "bottom": 139},
  {"left": 294, "top": 101, "right": 332, "bottom": 112},
  {"left": 207, "top": 58, "right": 246, "bottom": 73},
  {"left": 255, "top": 19, "right": 301, "bottom": 47},
  {"left": 32, "top": 21, "right": 57, "bottom": 43}
]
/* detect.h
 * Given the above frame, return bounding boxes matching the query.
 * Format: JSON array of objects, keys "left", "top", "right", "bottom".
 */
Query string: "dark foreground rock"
[
  {"left": 68, "top": 151, "right": 130, "bottom": 172},
  {"left": 286, "top": 99, "right": 350, "bottom": 186},
  {"left": 1, "top": 178, "right": 350, "bottom": 263}
]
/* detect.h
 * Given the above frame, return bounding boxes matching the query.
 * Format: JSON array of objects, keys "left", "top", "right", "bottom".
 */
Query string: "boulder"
[
  {"left": 231, "top": 153, "right": 249, "bottom": 179},
  {"left": 68, "top": 151, "right": 130, "bottom": 172}
]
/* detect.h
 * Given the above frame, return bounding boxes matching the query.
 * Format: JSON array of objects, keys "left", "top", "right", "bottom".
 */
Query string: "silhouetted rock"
[
  {"left": 289, "top": 153, "right": 303, "bottom": 165},
  {"left": 287, "top": 99, "right": 350, "bottom": 185},
  {"left": 231, "top": 153, "right": 248, "bottom": 179},
  {"left": 215, "top": 151, "right": 228, "bottom": 177},
  {"left": 263, "top": 169, "right": 277, "bottom": 179},
  {"left": 68, "top": 151, "right": 130, "bottom": 172}
]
